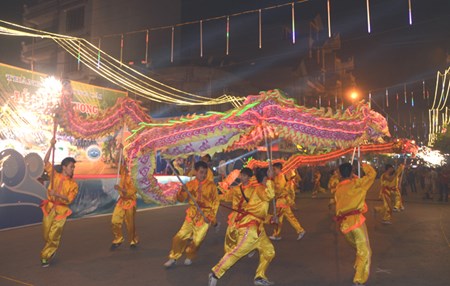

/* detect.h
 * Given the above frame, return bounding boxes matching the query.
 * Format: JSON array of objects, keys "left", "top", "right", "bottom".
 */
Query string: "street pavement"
[{"left": 0, "top": 180, "right": 449, "bottom": 286}]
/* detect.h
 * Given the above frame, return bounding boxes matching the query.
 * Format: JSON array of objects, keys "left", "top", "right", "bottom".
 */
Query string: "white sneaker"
[
  {"left": 184, "top": 258, "right": 192, "bottom": 266},
  {"left": 393, "top": 208, "right": 399, "bottom": 212},
  {"left": 208, "top": 273, "right": 218, "bottom": 286},
  {"left": 254, "top": 277, "right": 275, "bottom": 285},
  {"left": 297, "top": 231, "right": 306, "bottom": 240},
  {"left": 248, "top": 250, "right": 257, "bottom": 258},
  {"left": 163, "top": 259, "right": 176, "bottom": 268},
  {"left": 381, "top": 220, "right": 392, "bottom": 225},
  {"left": 269, "top": 235, "right": 281, "bottom": 241}
]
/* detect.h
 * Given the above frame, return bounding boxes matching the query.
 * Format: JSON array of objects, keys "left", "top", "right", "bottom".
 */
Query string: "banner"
[{"left": 0, "top": 63, "right": 127, "bottom": 176}]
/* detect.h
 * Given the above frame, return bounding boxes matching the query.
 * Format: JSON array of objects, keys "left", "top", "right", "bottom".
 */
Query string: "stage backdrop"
[
  {"left": 0, "top": 63, "right": 180, "bottom": 230},
  {"left": 0, "top": 62, "right": 127, "bottom": 176}
]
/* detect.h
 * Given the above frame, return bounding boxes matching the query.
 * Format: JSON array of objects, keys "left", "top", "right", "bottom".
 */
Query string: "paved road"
[{"left": 0, "top": 180, "right": 449, "bottom": 286}]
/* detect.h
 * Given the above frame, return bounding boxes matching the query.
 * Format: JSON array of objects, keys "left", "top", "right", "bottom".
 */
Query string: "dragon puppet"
[{"left": 124, "top": 89, "right": 391, "bottom": 204}]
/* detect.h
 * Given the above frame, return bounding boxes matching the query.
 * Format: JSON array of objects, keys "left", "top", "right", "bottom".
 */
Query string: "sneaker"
[
  {"left": 184, "top": 258, "right": 192, "bottom": 266},
  {"left": 110, "top": 242, "right": 122, "bottom": 251},
  {"left": 296, "top": 231, "right": 306, "bottom": 240},
  {"left": 381, "top": 220, "right": 392, "bottom": 225},
  {"left": 163, "top": 259, "right": 176, "bottom": 268},
  {"left": 393, "top": 208, "right": 399, "bottom": 212},
  {"left": 269, "top": 236, "right": 282, "bottom": 241},
  {"left": 208, "top": 273, "right": 218, "bottom": 286},
  {"left": 248, "top": 250, "right": 257, "bottom": 258},
  {"left": 214, "top": 222, "right": 221, "bottom": 233},
  {"left": 130, "top": 242, "right": 139, "bottom": 249},
  {"left": 254, "top": 277, "right": 275, "bottom": 285},
  {"left": 41, "top": 259, "right": 49, "bottom": 268}
]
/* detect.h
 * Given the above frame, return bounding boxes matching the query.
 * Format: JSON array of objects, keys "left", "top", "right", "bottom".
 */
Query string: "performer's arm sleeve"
[
  {"left": 66, "top": 184, "right": 79, "bottom": 204},
  {"left": 258, "top": 180, "right": 275, "bottom": 201},
  {"left": 395, "top": 164, "right": 405, "bottom": 178},
  {"left": 356, "top": 163, "right": 376, "bottom": 193},
  {"left": 176, "top": 185, "right": 188, "bottom": 202}
]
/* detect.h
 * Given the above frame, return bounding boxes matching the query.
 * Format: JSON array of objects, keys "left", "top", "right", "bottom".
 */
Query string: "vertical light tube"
[
  {"left": 291, "top": 3, "right": 296, "bottom": 44},
  {"left": 120, "top": 34, "right": 124, "bottom": 66},
  {"left": 200, "top": 20, "right": 203, "bottom": 58},
  {"left": 97, "top": 38, "right": 101, "bottom": 68},
  {"left": 386, "top": 89, "right": 389, "bottom": 107},
  {"left": 258, "top": 9, "right": 262, "bottom": 49},
  {"left": 366, "top": 0, "right": 371, "bottom": 33},
  {"left": 145, "top": 30, "right": 149, "bottom": 63},
  {"left": 78, "top": 41, "right": 81, "bottom": 70},
  {"left": 226, "top": 16, "right": 230, "bottom": 55},
  {"left": 408, "top": 0, "right": 413, "bottom": 25},
  {"left": 171, "top": 26, "right": 174, "bottom": 63},
  {"left": 327, "top": 0, "right": 331, "bottom": 38}
]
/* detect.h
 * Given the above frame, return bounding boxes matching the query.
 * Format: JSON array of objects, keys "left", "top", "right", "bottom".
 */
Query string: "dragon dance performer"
[
  {"left": 209, "top": 168, "right": 276, "bottom": 286},
  {"left": 219, "top": 167, "right": 258, "bottom": 253},
  {"left": 187, "top": 154, "right": 214, "bottom": 182},
  {"left": 164, "top": 161, "right": 219, "bottom": 268},
  {"left": 110, "top": 161, "right": 139, "bottom": 250},
  {"left": 328, "top": 169, "right": 340, "bottom": 211},
  {"left": 40, "top": 138, "right": 78, "bottom": 267},
  {"left": 269, "top": 163, "right": 306, "bottom": 241},
  {"left": 312, "top": 169, "right": 326, "bottom": 198},
  {"left": 334, "top": 162, "right": 376, "bottom": 286},
  {"left": 374, "top": 164, "right": 404, "bottom": 224}
]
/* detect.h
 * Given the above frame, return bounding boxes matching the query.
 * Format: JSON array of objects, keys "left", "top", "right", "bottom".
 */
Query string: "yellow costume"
[
  {"left": 271, "top": 172, "right": 305, "bottom": 240},
  {"left": 168, "top": 178, "right": 219, "bottom": 261},
  {"left": 173, "top": 160, "right": 184, "bottom": 175},
  {"left": 188, "top": 166, "right": 214, "bottom": 182},
  {"left": 334, "top": 163, "right": 376, "bottom": 285},
  {"left": 312, "top": 170, "right": 326, "bottom": 198},
  {"left": 111, "top": 166, "right": 139, "bottom": 247},
  {"left": 220, "top": 177, "right": 258, "bottom": 252},
  {"left": 40, "top": 163, "right": 78, "bottom": 262},
  {"left": 328, "top": 171, "right": 340, "bottom": 207},
  {"left": 374, "top": 164, "right": 404, "bottom": 222},
  {"left": 212, "top": 180, "right": 275, "bottom": 281}
]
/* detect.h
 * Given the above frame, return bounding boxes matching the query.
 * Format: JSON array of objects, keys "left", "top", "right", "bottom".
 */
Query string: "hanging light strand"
[
  {"left": 408, "top": 0, "right": 413, "bottom": 25},
  {"left": 366, "top": 0, "right": 371, "bottom": 33},
  {"left": 291, "top": 3, "right": 296, "bottom": 44},
  {"left": 327, "top": 0, "right": 331, "bottom": 38},
  {"left": 144, "top": 29, "right": 149, "bottom": 64},
  {"left": 200, "top": 20, "right": 203, "bottom": 57},
  {"left": 226, "top": 16, "right": 230, "bottom": 55},
  {"left": 171, "top": 26, "right": 174, "bottom": 63},
  {"left": 258, "top": 9, "right": 262, "bottom": 49},
  {"left": 97, "top": 38, "right": 101, "bottom": 68}
]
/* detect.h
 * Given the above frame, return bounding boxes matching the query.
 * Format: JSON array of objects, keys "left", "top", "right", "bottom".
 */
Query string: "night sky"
[{"left": 0, "top": 0, "right": 449, "bottom": 95}]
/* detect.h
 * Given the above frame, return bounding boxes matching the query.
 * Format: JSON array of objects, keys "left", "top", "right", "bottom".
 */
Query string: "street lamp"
[{"left": 349, "top": 90, "right": 359, "bottom": 101}]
